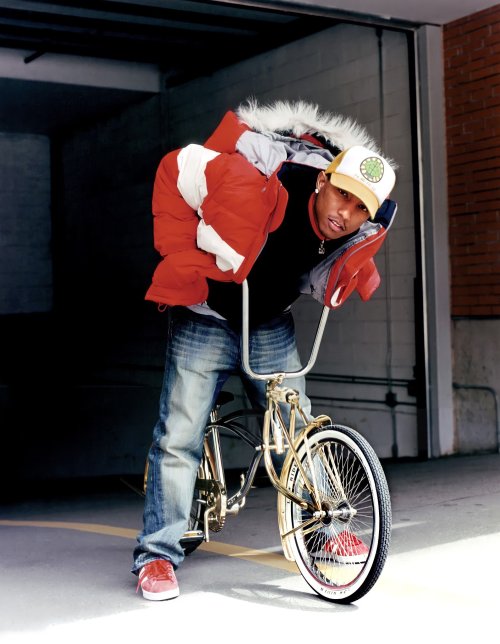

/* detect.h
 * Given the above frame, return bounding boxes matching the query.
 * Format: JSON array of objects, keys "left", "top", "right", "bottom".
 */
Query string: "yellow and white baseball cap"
[{"left": 325, "top": 145, "right": 396, "bottom": 219}]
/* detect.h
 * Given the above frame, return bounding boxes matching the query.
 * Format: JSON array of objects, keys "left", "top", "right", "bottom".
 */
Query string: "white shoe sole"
[
  {"left": 141, "top": 587, "right": 180, "bottom": 601},
  {"left": 333, "top": 554, "right": 367, "bottom": 564},
  {"left": 310, "top": 550, "right": 367, "bottom": 564}
]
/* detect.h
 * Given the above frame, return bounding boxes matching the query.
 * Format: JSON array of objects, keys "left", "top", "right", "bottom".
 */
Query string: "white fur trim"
[
  {"left": 236, "top": 98, "right": 397, "bottom": 169},
  {"left": 177, "top": 144, "right": 220, "bottom": 210}
]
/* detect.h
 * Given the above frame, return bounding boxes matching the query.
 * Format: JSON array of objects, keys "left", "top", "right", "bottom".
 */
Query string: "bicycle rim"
[{"left": 281, "top": 424, "right": 391, "bottom": 603}]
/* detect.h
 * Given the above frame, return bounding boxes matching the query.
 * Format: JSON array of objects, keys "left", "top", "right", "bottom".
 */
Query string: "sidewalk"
[{"left": 1, "top": 452, "right": 499, "bottom": 644}]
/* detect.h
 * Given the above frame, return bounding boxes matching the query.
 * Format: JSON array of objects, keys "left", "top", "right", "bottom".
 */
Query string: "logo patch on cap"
[{"left": 360, "top": 157, "right": 384, "bottom": 183}]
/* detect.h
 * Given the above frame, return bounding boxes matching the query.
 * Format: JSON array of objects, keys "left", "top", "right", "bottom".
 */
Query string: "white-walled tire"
[{"left": 280, "top": 424, "right": 391, "bottom": 603}]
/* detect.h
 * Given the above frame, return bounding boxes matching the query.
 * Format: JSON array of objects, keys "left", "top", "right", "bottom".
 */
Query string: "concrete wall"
[
  {"left": 0, "top": 133, "right": 52, "bottom": 314},
  {"left": 0, "top": 98, "right": 164, "bottom": 485},
  {"left": 452, "top": 319, "right": 500, "bottom": 453},
  {"left": 0, "top": 22, "right": 417, "bottom": 483}
]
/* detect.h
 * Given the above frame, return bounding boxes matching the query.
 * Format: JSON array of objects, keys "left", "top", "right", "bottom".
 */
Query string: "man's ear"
[{"left": 316, "top": 170, "right": 328, "bottom": 191}]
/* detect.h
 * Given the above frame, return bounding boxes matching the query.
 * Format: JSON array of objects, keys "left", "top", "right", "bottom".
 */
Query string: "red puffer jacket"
[{"left": 145, "top": 108, "right": 397, "bottom": 310}]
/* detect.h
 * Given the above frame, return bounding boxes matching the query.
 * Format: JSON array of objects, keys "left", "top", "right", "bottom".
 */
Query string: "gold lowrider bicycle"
[{"left": 145, "top": 279, "right": 392, "bottom": 603}]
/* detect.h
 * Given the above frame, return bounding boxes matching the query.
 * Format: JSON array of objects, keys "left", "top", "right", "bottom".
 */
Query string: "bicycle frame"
[{"left": 193, "top": 279, "right": 335, "bottom": 548}]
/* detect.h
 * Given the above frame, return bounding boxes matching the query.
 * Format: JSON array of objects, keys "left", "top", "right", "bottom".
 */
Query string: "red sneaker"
[
  {"left": 136, "top": 559, "right": 179, "bottom": 601},
  {"left": 323, "top": 531, "right": 369, "bottom": 563}
]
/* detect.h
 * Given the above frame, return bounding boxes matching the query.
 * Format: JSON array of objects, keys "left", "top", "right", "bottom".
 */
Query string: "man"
[{"left": 133, "top": 99, "right": 397, "bottom": 600}]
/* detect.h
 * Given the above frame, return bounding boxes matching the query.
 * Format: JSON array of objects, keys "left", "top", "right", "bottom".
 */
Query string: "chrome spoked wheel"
[{"left": 280, "top": 424, "right": 391, "bottom": 603}]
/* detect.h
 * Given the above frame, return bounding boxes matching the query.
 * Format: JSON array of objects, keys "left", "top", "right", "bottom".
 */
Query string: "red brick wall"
[{"left": 444, "top": 5, "right": 500, "bottom": 317}]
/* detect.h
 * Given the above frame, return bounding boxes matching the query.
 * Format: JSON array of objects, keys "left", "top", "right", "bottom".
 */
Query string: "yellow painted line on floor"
[
  {"left": 0, "top": 519, "right": 137, "bottom": 539},
  {"left": 0, "top": 519, "right": 298, "bottom": 573},
  {"left": 198, "top": 540, "right": 298, "bottom": 573}
]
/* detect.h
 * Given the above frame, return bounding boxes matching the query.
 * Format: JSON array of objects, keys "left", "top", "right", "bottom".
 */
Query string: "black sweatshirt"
[{"left": 206, "top": 162, "right": 354, "bottom": 328}]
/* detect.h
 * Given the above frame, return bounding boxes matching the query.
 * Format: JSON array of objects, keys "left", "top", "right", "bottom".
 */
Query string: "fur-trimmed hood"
[{"left": 236, "top": 97, "right": 397, "bottom": 169}]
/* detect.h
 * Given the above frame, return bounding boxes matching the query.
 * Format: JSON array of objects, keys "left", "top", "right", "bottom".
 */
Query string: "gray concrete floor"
[{"left": 1, "top": 453, "right": 499, "bottom": 644}]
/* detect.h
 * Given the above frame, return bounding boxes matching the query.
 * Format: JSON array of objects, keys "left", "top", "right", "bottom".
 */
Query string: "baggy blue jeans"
[{"left": 132, "top": 306, "right": 311, "bottom": 572}]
